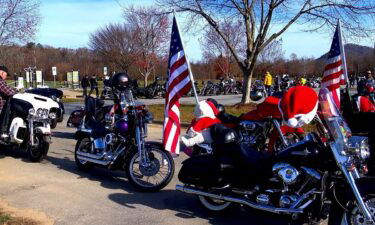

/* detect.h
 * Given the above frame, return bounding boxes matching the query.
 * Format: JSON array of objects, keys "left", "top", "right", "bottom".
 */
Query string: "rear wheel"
[
  {"left": 27, "top": 135, "right": 49, "bottom": 162},
  {"left": 198, "top": 196, "right": 232, "bottom": 212},
  {"left": 74, "top": 137, "right": 94, "bottom": 170},
  {"left": 50, "top": 119, "right": 57, "bottom": 129}
]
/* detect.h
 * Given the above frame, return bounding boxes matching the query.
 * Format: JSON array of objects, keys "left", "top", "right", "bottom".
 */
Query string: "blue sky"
[{"left": 36, "top": 0, "right": 373, "bottom": 61}]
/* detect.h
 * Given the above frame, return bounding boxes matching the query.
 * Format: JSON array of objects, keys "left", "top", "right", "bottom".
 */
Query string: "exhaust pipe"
[
  {"left": 76, "top": 150, "right": 105, "bottom": 160},
  {"left": 77, "top": 155, "right": 110, "bottom": 166},
  {"left": 176, "top": 184, "right": 307, "bottom": 214}
]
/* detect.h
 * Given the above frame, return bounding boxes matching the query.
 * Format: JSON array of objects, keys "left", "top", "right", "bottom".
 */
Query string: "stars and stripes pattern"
[
  {"left": 163, "top": 16, "right": 192, "bottom": 154},
  {"left": 321, "top": 23, "right": 347, "bottom": 109}
]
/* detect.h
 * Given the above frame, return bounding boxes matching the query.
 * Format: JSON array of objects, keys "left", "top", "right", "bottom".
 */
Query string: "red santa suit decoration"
[
  {"left": 356, "top": 96, "right": 375, "bottom": 113},
  {"left": 181, "top": 100, "right": 221, "bottom": 147},
  {"left": 279, "top": 86, "right": 319, "bottom": 128}
]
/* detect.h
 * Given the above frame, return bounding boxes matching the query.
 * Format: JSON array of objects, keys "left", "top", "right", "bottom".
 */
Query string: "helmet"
[
  {"left": 111, "top": 72, "right": 130, "bottom": 91},
  {"left": 250, "top": 90, "right": 264, "bottom": 101},
  {"left": 366, "top": 83, "right": 375, "bottom": 94}
]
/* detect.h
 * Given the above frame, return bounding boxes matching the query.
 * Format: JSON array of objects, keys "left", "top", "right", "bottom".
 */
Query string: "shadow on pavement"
[
  {"left": 46, "top": 155, "right": 139, "bottom": 192},
  {"left": 108, "top": 191, "right": 299, "bottom": 225},
  {"left": 52, "top": 131, "right": 75, "bottom": 139}
]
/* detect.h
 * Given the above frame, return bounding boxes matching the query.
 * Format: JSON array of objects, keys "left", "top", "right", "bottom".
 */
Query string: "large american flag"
[
  {"left": 321, "top": 22, "right": 347, "bottom": 109},
  {"left": 163, "top": 15, "right": 192, "bottom": 154}
]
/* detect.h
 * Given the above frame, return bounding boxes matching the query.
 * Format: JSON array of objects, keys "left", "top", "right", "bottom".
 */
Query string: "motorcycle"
[
  {"left": 101, "top": 85, "right": 114, "bottom": 100},
  {"left": 74, "top": 88, "right": 174, "bottom": 191},
  {"left": 223, "top": 78, "right": 240, "bottom": 95},
  {"left": 176, "top": 89, "right": 375, "bottom": 225},
  {"left": 250, "top": 80, "right": 267, "bottom": 101},
  {"left": 144, "top": 77, "right": 165, "bottom": 99},
  {"left": 3, "top": 93, "right": 57, "bottom": 161}
]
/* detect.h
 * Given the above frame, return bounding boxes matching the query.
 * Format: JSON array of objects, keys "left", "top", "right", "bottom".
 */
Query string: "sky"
[{"left": 36, "top": 0, "right": 374, "bottom": 61}]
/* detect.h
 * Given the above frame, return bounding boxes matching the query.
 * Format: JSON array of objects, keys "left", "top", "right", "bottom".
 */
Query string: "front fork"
[
  {"left": 341, "top": 165, "right": 374, "bottom": 223},
  {"left": 136, "top": 122, "right": 149, "bottom": 167}
]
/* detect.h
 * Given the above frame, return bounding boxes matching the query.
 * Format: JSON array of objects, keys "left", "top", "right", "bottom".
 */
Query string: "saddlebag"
[{"left": 178, "top": 154, "right": 226, "bottom": 187}]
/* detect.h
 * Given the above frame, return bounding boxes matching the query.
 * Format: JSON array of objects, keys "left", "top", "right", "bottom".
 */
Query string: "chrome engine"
[
  {"left": 76, "top": 132, "right": 126, "bottom": 166},
  {"left": 254, "top": 162, "right": 321, "bottom": 209},
  {"left": 238, "top": 121, "right": 266, "bottom": 150}
]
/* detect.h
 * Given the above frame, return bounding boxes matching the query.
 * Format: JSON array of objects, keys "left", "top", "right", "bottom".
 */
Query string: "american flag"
[
  {"left": 321, "top": 22, "right": 347, "bottom": 109},
  {"left": 163, "top": 15, "right": 192, "bottom": 154}
]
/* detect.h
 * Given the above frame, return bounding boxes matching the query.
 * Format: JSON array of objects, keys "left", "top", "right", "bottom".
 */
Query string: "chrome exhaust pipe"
[
  {"left": 76, "top": 150, "right": 105, "bottom": 160},
  {"left": 176, "top": 184, "right": 306, "bottom": 214},
  {"left": 77, "top": 155, "right": 110, "bottom": 166}
]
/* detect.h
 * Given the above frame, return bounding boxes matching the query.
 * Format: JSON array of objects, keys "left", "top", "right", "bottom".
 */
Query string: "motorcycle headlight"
[
  {"left": 29, "top": 108, "right": 35, "bottom": 116},
  {"left": 43, "top": 109, "right": 49, "bottom": 119},
  {"left": 36, "top": 108, "right": 43, "bottom": 117},
  {"left": 49, "top": 112, "right": 56, "bottom": 119},
  {"left": 347, "top": 136, "right": 370, "bottom": 160}
]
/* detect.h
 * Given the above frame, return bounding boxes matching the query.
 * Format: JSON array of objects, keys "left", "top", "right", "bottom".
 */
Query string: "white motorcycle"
[{"left": 4, "top": 93, "right": 59, "bottom": 162}]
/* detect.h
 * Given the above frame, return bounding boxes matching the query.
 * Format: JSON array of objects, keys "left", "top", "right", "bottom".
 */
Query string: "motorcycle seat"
[
  {"left": 85, "top": 119, "right": 110, "bottom": 139},
  {"left": 210, "top": 124, "right": 239, "bottom": 145}
]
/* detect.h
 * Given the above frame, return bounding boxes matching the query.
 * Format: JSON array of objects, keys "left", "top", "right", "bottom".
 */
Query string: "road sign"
[
  {"left": 36, "top": 70, "right": 43, "bottom": 83},
  {"left": 104, "top": 67, "right": 108, "bottom": 76},
  {"left": 52, "top": 67, "right": 57, "bottom": 76}
]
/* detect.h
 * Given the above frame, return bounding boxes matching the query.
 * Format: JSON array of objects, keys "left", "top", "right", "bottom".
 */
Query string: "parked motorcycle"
[
  {"left": 250, "top": 80, "right": 267, "bottom": 101},
  {"left": 176, "top": 89, "right": 375, "bottom": 225},
  {"left": 144, "top": 77, "right": 165, "bottom": 99},
  {"left": 3, "top": 93, "right": 57, "bottom": 161},
  {"left": 74, "top": 73, "right": 174, "bottom": 191}
]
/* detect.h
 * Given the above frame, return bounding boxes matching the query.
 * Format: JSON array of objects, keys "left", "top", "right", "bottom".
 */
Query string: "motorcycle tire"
[
  {"left": 57, "top": 114, "right": 64, "bottom": 123},
  {"left": 125, "top": 145, "right": 175, "bottom": 192},
  {"left": 27, "top": 135, "right": 49, "bottom": 162},
  {"left": 50, "top": 119, "right": 58, "bottom": 129},
  {"left": 328, "top": 179, "right": 375, "bottom": 225},
  {"left": 198, "top": 195, "right": 233, "bottom": 212},
  {"left": 74, "top": 137, "right": 94, "bottom": 170}
]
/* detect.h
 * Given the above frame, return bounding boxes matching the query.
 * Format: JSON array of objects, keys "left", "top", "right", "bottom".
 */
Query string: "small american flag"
[
  {"left": 321, "top": 21, "right": 348, "bottom": 109},
  {"left": 163, "top": 15, "right": 192, "bottom": 154}
]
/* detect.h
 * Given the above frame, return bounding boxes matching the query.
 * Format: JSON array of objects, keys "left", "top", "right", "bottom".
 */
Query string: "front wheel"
[
  {"left": 328, "top": 180, "right": 375, "bottom": 225},
  {"left": 27, "top": 135, "right": 49, "bottom": 162},
  {"left": 125, "top": 144, "right": 174, "bottom": 192}
]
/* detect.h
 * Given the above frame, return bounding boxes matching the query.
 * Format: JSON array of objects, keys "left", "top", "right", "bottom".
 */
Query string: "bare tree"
[
  {"left": 123, "top": 6, "right": 169, "bottom": 87},
  {"left": 159, "top": 0, "right": 375, "bottom": 103},
  {"left": 0, "top": 0, "right": 40, "bottom": 46},
  {"left": 200, "top": 19, "right": 244, "bottom": 79},
  {"left": 258, "top": 39, "right": 284, "bottom": 63},
  {"left": 89, "top": 23, "right": 138, "bottom": 71}
]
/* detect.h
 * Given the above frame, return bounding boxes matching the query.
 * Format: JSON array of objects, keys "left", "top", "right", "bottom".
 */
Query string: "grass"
[
  {"left": 0, "top": 210, "right": 38, "bottom": 225},
  {"left": 148, "top": 103, "right": 257, "bottom": 123},
  {"left": 62, "top": 98, "right": 84, "bottom": 103}
]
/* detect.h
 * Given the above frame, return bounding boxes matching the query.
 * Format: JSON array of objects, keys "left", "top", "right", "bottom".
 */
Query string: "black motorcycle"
[
  {"left": 250, "top": 80, "right": 267, "bottom": 101},
  {"left": 74, "top": 87, "right": 174, "bottom": 191},
  {"left": 176, "top": 92, "right": 375, "bottom": 225},
  {"left": 144, "top": 77, "right": 165, "bottom": 99}
]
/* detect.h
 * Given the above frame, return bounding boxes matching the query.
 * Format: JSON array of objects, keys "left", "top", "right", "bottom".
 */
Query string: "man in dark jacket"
[
  {"left": 0, "top": 66, "right": 17, "bottom": 139},
  {"left": 81, "top": 75, "right": 90, "bottom": 97},
  {"left": 89, "top": 75, "right": 99, "bottom": 97}
]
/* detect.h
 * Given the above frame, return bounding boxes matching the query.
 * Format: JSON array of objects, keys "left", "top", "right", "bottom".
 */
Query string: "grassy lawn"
[
  {"left": 148, "top": 104, "right": 256, "bottom": 123},
  {"left": 0, "top": 210, "right": 38, "bottom": 225}
]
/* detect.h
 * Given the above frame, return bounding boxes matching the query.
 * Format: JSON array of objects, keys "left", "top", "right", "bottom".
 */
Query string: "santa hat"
[
  {"left": 193, "top": 100, "right": 219, "bottom": 119},
  {"left": 279, "top": 86, "right": 318, "bottom": 128}
]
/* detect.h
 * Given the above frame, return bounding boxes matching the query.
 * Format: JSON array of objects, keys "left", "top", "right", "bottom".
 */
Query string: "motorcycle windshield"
[
  {"left": 318, "top": 88, "right": 351, "bottom": 152},
  {"left": 120, "top": 89, "right": 135, "bottom": 109}
]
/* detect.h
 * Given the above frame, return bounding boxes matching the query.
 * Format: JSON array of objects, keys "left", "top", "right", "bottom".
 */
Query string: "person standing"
[
  {"left": 89, "top": 74, "right": 99, "bottom": 97},
  {"left": 81, "top": 75, "right": 90, "bottom": 97},
  {"left": 264, "top": 71, "right": 273, "bottom": 96},
  {"left": 0, "top": 66, "right": 17, "bottom": 139}
]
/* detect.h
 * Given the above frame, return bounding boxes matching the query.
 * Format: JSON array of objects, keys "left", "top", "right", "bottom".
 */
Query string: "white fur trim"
[
  {"left": 283, "top": 102, "right": 318, "bottom": 128},
  {"left": 194, "top": 101, "right": 216, "bottom": 119}
]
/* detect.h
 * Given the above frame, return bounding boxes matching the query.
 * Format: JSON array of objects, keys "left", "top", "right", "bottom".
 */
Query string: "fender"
[{"left": 74, "top": 130, "right": 91, "bottom": 140}]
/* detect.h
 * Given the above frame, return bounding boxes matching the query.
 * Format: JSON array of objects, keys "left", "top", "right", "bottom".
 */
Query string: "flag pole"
[
  {"left": 337, "top": 20, "right": 349, "bottom": 85},
  {"left": 337, "top": 19, "right": 352, "bottom": 105},
  {"left": 173, "top": 10, "right": 199, "bottom": 104}
]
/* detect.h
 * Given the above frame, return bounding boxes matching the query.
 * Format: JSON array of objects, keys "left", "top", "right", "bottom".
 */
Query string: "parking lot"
[{"left": 0, "top": 101, "right": 327, "bottom": 225}]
